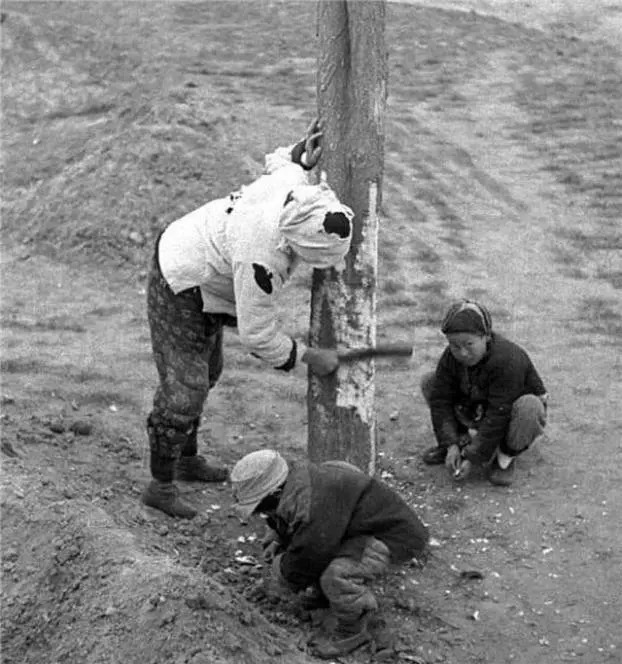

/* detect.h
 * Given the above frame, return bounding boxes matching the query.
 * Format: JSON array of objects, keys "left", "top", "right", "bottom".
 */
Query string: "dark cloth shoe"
[
  {"left": 176, "top": 455, "right": 229, "bottom": 483},
  {"left": 309, "top": 615, "right": 371, "bottom": 659},
  {"left": 369, "top": 614, "right": 396, "bottom": 660},
  {"left": 488, "top": 458, "right": 516, "bottom": 486},
  {"left": 142, "top": 480, "right": 197, "bottom": 519},
  {"left": 422, "top": 446, "right": 448, "bottom": 465}
]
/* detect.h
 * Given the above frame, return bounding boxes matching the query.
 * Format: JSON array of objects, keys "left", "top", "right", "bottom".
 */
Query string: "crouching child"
[
  {"left": 421, "top": 299, "right": 548, "bottom": 485},
  {"left": 230, "top": 450, "right": 429, "bottom": 659}
]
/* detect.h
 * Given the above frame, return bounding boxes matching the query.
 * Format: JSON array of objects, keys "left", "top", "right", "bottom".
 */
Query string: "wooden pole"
[{"left": 308, "top": 0, "right": 387, "bottom": 473}]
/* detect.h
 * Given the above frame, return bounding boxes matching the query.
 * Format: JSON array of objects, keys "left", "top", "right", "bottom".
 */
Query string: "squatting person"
[
  {"left": 230, "top": 449, "right": 430, "bottom": 659},
  {"left": 143, "top": 120, "right": 354, "bottom": 518},
  {"left": 421, "top": 299, "right": 548, "bottom": 485}
]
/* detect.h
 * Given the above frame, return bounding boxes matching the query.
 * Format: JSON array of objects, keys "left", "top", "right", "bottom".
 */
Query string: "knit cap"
[
  {"left": 278, "top": 181, "right": 354, "bottom": 269},
  {"left": 441, "top": 300, "right": 492, "bottom": 336},
  {"left": 230, "top": 450, "right": 289, "bottom": 519}
]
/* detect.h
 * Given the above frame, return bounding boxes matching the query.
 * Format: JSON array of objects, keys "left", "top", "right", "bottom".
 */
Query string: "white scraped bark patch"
[{"left": 335, "top": 181, "right": 379, "bottom": 472}]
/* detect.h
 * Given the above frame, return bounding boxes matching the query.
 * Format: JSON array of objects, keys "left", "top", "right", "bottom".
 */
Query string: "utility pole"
[{"left": 308, "top": 0, "right": 387, "bottom": 473}]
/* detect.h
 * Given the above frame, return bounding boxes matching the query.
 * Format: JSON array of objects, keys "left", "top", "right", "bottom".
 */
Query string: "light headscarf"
[{"left": 278, "top": 182, "right": 354, "bottom": 269}]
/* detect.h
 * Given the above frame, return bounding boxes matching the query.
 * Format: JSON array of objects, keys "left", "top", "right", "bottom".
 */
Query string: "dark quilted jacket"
[
  {"left": 430, "top": 332, "right": 546, "bottom": 462},
  {"left": 267, "top": 461, "right": 429, "bottom": 591}
]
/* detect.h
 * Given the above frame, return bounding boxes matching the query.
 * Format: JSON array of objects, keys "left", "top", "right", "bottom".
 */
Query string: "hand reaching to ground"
[
  {"left": 453, "top": 458, "right": 472, "bottom": 481},
  {"left": 261, "top": 528, "right": 283, "bottom": 563}
]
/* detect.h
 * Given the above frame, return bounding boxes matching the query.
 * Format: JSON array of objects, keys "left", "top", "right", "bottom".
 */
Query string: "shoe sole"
[
  {"left": 141, "top": 496, "right": 197, "bottom": 519},
  {"left": 310, "top": 631, "right": 371, "bottom": 659}
]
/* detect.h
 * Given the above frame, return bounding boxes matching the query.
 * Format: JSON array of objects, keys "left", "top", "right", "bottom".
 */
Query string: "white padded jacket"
[{"left": 157, "top": 145, "right": 352, "bottom": 368}]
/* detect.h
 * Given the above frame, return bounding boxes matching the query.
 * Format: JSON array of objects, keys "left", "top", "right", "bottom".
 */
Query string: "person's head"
[
  {"left": 440, "top": 300, "right": 492, "bottom": 367},
  {"left": 278, "top": 181, "right": 354, "bottom": 269},
  {"left": 230, "top": 449, "right": 289, "bottom": 519}
]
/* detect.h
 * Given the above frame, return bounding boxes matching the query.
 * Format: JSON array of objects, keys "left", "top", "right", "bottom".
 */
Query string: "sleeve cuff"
[
  {"left": 295, "top": 340, "right": 308, "bottom": 365},
  {"left": 272, "top": 553, "right": 298, "bottom": 593},
  {"left": 274, "top": 339, "right": 309, "bottom": 372},
  {"left": 290, "top": 140, "right": 313, "bottom": 171},
  {"left": 275, "top": 340, "right": 297, "bottom": 372}
]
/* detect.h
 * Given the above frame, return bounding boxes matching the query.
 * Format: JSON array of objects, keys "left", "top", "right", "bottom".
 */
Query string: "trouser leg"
[
  {"left": 150, "top": 317, "right": 227, "bottom": 482},
  {"left": 500, "top": 394, "right": 547, "bottom": 457},
  {"left": 311, "top": 538, "right": 391, "bottom": 659},
  {"left": 319, "top": 537, "right": 391, "bottom": 622},
  {"left": 146, "top": 234, "right": 223, "bottom": 462},
  {"left": 180, "top": 328, "right": 223, "bottom": 458},
  {"left": 147, "top": 416, "right": 188, "bottom": 481},
  {"left": 490, "top": 395, "right": 547, "bottom": 485},
  {"left": 143, "top": 238, "right": 226, "bottom": 514},
  {"left": 180, "top": 419, "right": 200, "bottom": 458},
  {"left": 143, "top": 416, "right": 197, "bottom": 518},
  {"left": 148, "top": 295, "right": 227, "bottom": 481}
]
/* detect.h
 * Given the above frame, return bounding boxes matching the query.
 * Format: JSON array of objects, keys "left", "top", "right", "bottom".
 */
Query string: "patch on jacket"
[
  {"left": 253, "top": 263, "right": 274, "bottom": 295},
  {"left": 323, "top": 211, "right": 351, "bottom": 238},
  {"left": 225, "top": 189, "right": 243, "bottom": 214}
]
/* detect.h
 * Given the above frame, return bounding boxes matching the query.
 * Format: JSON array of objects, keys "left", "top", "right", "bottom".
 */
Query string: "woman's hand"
[
  {"left": 453, "top": 458, "right": 472, "bottom": 481},
  {"left": 300, "top": 347, "right": 339, "bottom": 376},
  {"left": 262, "top": 528, "right": 283, "bottom": 563},
  {"left": 445, "top": 444, "right": 461, "bottom": 475},
  {"left": 303, "top": 118, "right": 324, "bottom": 169}
]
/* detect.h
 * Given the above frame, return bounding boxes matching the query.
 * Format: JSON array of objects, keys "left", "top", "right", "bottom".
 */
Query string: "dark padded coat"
[
  {"left": 267, "top": 461, "right": 429, "bottom": 592},
  {"left": 429, "top": 332, "right": 546, "bottom": 463}
]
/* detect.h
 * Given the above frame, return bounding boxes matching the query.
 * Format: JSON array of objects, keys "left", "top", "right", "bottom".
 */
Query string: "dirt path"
[{"left": 404, "top": 0, "right": 622, "bottom": 48}]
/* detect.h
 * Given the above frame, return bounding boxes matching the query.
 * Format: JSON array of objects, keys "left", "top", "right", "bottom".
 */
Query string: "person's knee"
[
  {"left": 420, "top": 371, "right": 436, "bottom": 405},
  {"left": 319, "top": 559, "right": 349, "bottom": 606},
  {"left": 147, "top": 416, "right": 192, "bottom": 459},
  {"left": 150, "top": 413, "right": 192, "bottom": 433},
  {"left": 504, "top": 394, "right": 546, "bottom": 455},
  {"left": 319, "top": 557, "right": 378, "bottom": 617},
  {"left": 360, "top": 538, "right": 391, "bottom": 576},
  {"left": 513, "top": 394, "right": 546, "bottom": 426},
  {"left": 162, "top": 391, "right": 207, "bottom": 424},
  {"left": 320, "top": 557, "right": 353, "bottom": 593},
  {"left": 155, "top": 366, "right": 210, "bottom": 419},
  {"left": 321, "top": 538, "right": 390, "bottom": 592}
]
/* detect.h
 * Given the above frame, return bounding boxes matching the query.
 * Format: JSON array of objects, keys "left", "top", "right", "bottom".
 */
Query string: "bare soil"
[{"left": 1, "top": 2, "right": 621, "bottom": 663}]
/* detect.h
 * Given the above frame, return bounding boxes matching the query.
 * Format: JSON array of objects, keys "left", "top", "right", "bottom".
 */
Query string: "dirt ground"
[{"left": 1, "top": 2, "right": 621, "bottom": 663}]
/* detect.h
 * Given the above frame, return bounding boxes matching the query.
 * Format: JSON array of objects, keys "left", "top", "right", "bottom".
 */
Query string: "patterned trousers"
[
  {"left": 319, "top": 537, "right": 392, "bottom": 622},
  {"left": 146, "top": 239, "right": 225, "bottom": 480}
]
